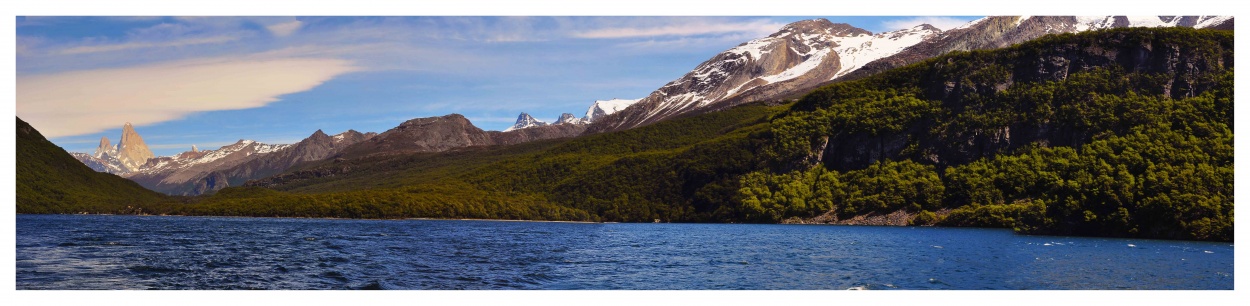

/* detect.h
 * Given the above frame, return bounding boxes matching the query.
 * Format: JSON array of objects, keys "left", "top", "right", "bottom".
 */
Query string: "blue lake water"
[{"left": 15, "top": 214, "right": 1233, "bottom": 289}]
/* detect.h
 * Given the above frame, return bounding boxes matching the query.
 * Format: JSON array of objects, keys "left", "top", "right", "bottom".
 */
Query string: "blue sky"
[{"left": 17, "top": 16, "right": 979, "bottom": 156}]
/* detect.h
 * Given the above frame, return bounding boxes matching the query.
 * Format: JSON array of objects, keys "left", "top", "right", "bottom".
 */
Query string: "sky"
[{"left": 16, "top": 16, "right": 980, "bottom": 157}]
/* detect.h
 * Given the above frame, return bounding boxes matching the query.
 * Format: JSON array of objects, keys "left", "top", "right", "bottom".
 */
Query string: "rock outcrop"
[{"left": 115, "top": 122, "right": 154, "bottom": 172}]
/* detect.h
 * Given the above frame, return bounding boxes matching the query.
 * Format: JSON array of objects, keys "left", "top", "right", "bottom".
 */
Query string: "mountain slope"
[
  {"left": 124, "top": 139, "right": 291, "bottom": 195},
  {"left": 185, "top": 129, "right": 376, "bottom": 195},
  {"left": 587, "top": 16, "right": 1231, "bottom": 136},
  {"left": 17, "top": 117, "right": 171, "bottom": 214},
  {"left": 839, "top": 16, "right": 1234, "bottom": 81},
  {"left": 587, "top": 19, "right": 940, "bottom": 133}
]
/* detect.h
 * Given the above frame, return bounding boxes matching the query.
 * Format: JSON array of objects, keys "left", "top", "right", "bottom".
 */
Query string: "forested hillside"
[{"left": 16, "top": 117, "right": 175, "bottom": 214}]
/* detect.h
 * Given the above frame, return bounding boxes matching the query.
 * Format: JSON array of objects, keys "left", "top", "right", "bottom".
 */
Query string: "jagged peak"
[
  {"left": 310, "top": 129, "right": 329, "bottom": 138},
  {"left": 911, "top": 24, "right": 941, "bottom": 32}
]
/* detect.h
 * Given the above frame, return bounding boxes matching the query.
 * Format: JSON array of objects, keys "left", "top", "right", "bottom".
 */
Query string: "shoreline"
[{"left": 15, "top": 212, "right": 1233, "bottom": 243}]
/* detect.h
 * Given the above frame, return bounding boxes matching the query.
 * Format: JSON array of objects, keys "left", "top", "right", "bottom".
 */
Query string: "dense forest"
[{"left": 17, "top": 28, "right": 1233, "bottom": 241}]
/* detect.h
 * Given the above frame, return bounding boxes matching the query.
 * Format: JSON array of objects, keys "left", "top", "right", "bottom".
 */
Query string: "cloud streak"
[
  {"left": 17, "top": 57, "right": 358, "bottom": 138},
  {"left": 571, "top": 19, "right": 784, "bottom": 39},
  {"left": 56, "top": 35, "right": 241, "bottom": 55},
  {"left": 266, "top": 20, "right": 303, "bottom": 37}
]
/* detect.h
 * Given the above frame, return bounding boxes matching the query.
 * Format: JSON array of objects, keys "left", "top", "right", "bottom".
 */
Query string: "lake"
[{"left": 15, "top": 214, "right": 1233, "bottom": 290}]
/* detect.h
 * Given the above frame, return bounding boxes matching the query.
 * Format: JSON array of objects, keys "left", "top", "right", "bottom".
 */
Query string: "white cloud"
[
  {"left": 572, "top": 19, "right": 784, "bottom": 39},
  {"left": 56, "top": 35, "right": 240, "bottom": 55},
  {"left": 881, "top": 17, "right": 976, "bottom": 31},
  {"left": 17, "top": 57, "right": 358, "bottom": 138},
  {"left": 266, "top": 20, "right": 303, "bottom": 37}
]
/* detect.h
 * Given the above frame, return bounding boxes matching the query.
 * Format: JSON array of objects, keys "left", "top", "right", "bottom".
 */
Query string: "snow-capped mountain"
[
  {"left": 125, "top": 139, "right": 292, "bottom": 193},
  {"left": 74, "top": 122, "right": 157, "bottom": 174},
  {"left": 183, "top": 129, "right": 377, "bottom": 195},
  {"left": 585, "top": 16, "right": 1232, "bottom": 134},
  {"left": 840, "top": 16, "right": 1234, "bottom": 81},
  {"left": 504, "top": 112, "right": 549, "bottom": 132},
  {"left": 582, "top": 98, "right": 641, "bottom": 122},
  {"left": 586, "top": 19, "right": 941, "bottom": 134},
  {"left": 556, "top": 113, "right": 585, "bottom": 125}
]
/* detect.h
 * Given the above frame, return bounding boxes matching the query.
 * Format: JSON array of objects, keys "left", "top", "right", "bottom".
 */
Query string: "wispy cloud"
[
  {"left": 881, "top": 17, "right": 976, "bottom": 31},
  {"left": 572, "top": 19, "right": 784, "bottom": 39},
  {"left": 17, "top": 56, "right": 359, "bottom": 138},
  {"left": 56, "top": 35, "right": 240, "bottom": 55},
  {"left": 617, "top": 33, "right": 760, "bottom": 52},
  {"left": 266, "top": 20, "right": 302, "bottom": 37}
]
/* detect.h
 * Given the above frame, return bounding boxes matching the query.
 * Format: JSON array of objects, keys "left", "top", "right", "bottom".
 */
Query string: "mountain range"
[
  {"left": 28, "top": 17, "right": 1234, "bottom": 241},
  {"left": 65, "top": 15, "right": 1234, "bottom": 198}
]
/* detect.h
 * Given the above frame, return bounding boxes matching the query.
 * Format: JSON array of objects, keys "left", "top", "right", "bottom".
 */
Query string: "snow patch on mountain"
[
  {"left": 828, "top": 24, "right": 941, "bottom": 80},
  {"left": 1195, "top": 16, "right": 1233, "bottom": 28},
  {"left": 582, "top": 98, "right": 641, "bottom": 122}
]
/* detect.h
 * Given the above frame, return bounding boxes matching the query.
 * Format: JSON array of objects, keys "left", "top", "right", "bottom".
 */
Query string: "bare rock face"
[
  {"left": 93, "top": 136, "right": 115, "bottom": 159},
  {"left": 115, "top": 122, "right": 155, "bottom": 172},
  {"left": 814, "top": 27, "right": 1231, "bottom": 172}
]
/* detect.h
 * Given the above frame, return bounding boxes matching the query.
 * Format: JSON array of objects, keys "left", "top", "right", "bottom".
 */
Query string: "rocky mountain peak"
[
  {"left": 94, "top": 136, "right": 114, "bottom": 158},
  {"left": 555, "top": 113, "right": 584, "bottom": 125},
  {"left": 191, "top": 145, "right": 198, "bottom": 153},
  {"left": 504, "top": 112, "right": 549, "bottom": 132},
  {"left": 114, "top": 122, "right": 154, "bottom": 172},
  {"left": 582, "top": 98, "right": 641, "bottom": 123}
]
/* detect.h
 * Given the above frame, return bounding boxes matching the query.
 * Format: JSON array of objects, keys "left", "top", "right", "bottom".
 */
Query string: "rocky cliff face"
[
  {"left": 812, "top": 28, "right": 1232, "bottom": 171},
  {"left": 94, "top": 136, "right": 115, "bottom": 159},
  {"left": 586, "top": 19, "right": 941, "bottom": 134},
  {"left": 115, "top": 122, "right": 155, "bottom": 172}
]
